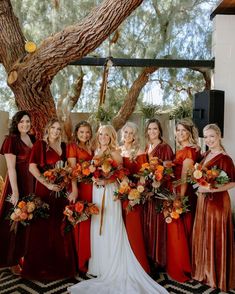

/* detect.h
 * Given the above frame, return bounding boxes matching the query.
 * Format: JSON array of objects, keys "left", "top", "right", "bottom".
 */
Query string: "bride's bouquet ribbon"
[{"left": 99, "top": 187, "right": 106, "bottom": 235}]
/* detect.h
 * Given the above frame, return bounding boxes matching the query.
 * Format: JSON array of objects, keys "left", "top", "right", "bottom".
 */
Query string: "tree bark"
[
  {"left": 0, "top": 0, "right": 143, "bottom": 137},
  {"left": 112, "top": 66, "right": 158, "bottom": 131}
]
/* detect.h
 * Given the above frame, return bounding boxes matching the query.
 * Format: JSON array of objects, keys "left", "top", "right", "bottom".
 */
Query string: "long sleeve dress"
[
  {"left": 166, "top": 146, "right": 200, "bottom": 282},
  {"left": 143, "top": 142, "right": 174, "bottom": 268},
  {"left": 21, "top": 140, "right": 76, "bottom": 281},
  {"left": 0, "top": 134, "right": 35, "bottom": 267},
  {"left": 122, "top": 154, "right": 150, "bottom": 273},
  {"left": 192, "top": 152, "right": 235, "bottom": 292},
  {"left": 67, "top": 143, "right": 93, "bottom": 273}
]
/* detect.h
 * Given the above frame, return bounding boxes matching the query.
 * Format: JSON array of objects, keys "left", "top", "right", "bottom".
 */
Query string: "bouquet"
[
  {"left": 155, "top": 189, "right": 189, "bottom": 224},
  {"left": 62, "top": 201, "right": 99, "bottom": 233},
  {"left": 188, "top": 163, "right": 230, "bottom": 189},
  {"left": 113, "top": 179, "right": 151, "bottom": 212},
  {"left": 90, "top": 153, "right": 128, "bottom": 185},
  {"left": 43, "top": 160, "right": 72, "bottom": 197},
  {"left": 70, "top": 160, "right": 94, "bottom": 183},
  {"left": 136, "top": 157, "right": 174, "bottom": 189},
  {"left": 9, "top": 194, "right": 50, "bottom": 232}
]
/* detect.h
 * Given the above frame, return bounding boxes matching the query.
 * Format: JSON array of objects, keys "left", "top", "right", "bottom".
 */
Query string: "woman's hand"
[
  {"left": 46, "top": 183, "right": 61, "bottom": 192},
  {"left": 197, "top": 184, "right": 212, "bottom": 194},
  {"left": 10, "top": 193, "right": 19, "bottom": 206},
  {"left": 68, "top": 191, "right": 78, "bottom": 203},
  {"left": 94, "top": 179, "right": 106, "bottom": 186}
]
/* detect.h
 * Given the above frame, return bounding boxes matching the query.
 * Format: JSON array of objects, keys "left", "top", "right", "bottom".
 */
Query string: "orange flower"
[
  {"left": 140, "top": 163, "right": 150, "bottom": 170},
  {"left": 18, "top": 201, "right": 27, "bottom": 209},
  {"left": 156, "top": 165, "right": 164, "bottom": 172},
  {"left": 155, "top": 171, "right": 163, "bottom": 181},
  {"left": 170, "top": 211, "right": 180, "bottom": 219},
  {"left": 82, "top": 168, "right": 91, "bottom": 176},
  {"left": 173, "top": 199, "right": 182, "bottom": 209},
  {"left": 20, "top": 212, "right": 28, "bottom": 220},
  {"left": 88, "top": 204, "right": 99, "bottom": 215},
  {"left": 75, "top": 202, "right": 84, "bottom": 213},
  {"left": 43, "top": 170, "right": 53, "bottom": 177}
]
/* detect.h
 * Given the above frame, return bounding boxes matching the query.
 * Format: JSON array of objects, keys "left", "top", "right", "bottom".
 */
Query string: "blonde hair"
[
  {"left": 95, "top": 125, "right": 118, "bottom": 152},
  {"left": 175, "top": 118, "right": 199, "bottom": 147},
  {"left": 43, "top": 118, "right": 62, "bottom": 147},
  {"left": 121, "top": 122, "right": 140, "bottom": 151},
  {"left": 203, "top": 123, "right": 225, "bottom": 151}
]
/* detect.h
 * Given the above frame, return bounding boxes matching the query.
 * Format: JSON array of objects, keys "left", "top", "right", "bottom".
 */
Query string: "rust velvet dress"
[
  {"left": 143, "top": 142, "right": 174, "bottom": 268},
  {"left": 67, "top": 143, "right": 93, "bottom": 273},
  {"left": 166, "top": 146, "right": 200, "bottom": 282},
  {"left": 122, "top": 154, "right": 150, "bottom": 273},
  {"left": 192, "top": 152, "right": 235, "bottom": 292},
  {"left": 0, "top": 134, "right": 35, "bottom": 267},
  {"left": 21, "top": 140, "right": 76, "bottom": 281}
]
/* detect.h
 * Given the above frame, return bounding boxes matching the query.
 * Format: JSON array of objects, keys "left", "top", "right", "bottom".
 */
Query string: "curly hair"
[
  {"left": 145, "top": 118, "right": 163, "bottom": 143},
  {"left": 9, "top": 110, "right": 31, "bottom": 135},
  {"left": 95, "top": 124, "right": 118, "bottom": 152},
  {"left": 73, "top": 121, "right": 92, "bottom": 145},
  {"left": 43, "top": 118, "right": 62, "bottom": 146},
  {"left": 175, "top": 118, "right": 199, "bottom": 146}
]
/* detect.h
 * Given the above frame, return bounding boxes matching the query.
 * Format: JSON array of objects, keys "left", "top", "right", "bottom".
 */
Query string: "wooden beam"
[
  {"left": 70, "top": 57, "right": 214, "bottom": 69},
  {"left": 211, "top": 0, "right": 235, "bottom": 19}
]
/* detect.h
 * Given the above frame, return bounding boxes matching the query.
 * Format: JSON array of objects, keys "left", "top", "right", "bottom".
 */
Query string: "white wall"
[
  {"left": 212, "top": 15, "right": 235, "bottom": 161},
  {"left": 211, "top": 14, "right": 235, "bottom": 217}
]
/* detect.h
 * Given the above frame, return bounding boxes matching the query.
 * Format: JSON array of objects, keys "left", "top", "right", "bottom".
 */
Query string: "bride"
[{"left": 68, "top": 125, "right": 168, "bottom": 294}]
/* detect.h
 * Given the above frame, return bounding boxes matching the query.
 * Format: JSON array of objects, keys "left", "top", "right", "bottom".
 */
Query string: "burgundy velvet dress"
[
  {"left": 0, "top": 134, "right": 35, "bottom": 267},
  {"left": 143, "top": 142, "right": 174, "bottom": 268},
  {"left": 192, "top": 152, "right": 235, "bottom": 292},
  {"left": 21, "top": 140, "right": 76, "bottom": 281},
  {"left": 122, "top": 154, "right": 150, "bottom": 273},
  {"left": 67, "top": 143, "right": 93, "bottom": 273},
  {"left": 166, "top": 146, "right": 200, "bottom": 282}
]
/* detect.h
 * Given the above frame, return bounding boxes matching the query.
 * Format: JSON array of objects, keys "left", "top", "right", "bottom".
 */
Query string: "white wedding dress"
[{"left": 68, "top": 183, "right": 168, "bottom": 294}]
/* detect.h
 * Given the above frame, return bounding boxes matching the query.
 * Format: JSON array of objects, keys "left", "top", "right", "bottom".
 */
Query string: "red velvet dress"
[
  {"left": 67, "top": 143, "right": 93, "bottom": 273},
  {"left": 122, "top": 154, "right": 150, "bottom": 273},
  {"left": 0, "top": 134, "right": 35, "bottom": 267},
  {"left": 166, "top": 146, "right": 200, "bottom": 282},
  {"left": 21, "top": 140, "right": 76, "bottom": 281},
  {"left": 143, "top": 142, "right": 174, "bottom": 268},
  {"left": 192, "top": 152, "right": 235, "bottom": 292}
]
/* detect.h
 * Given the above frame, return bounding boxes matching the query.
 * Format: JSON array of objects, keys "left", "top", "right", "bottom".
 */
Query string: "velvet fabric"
[
  {"left": 67, "top": 143, "right": 93, "bottom": 273},
  {"left": 21, "top": 140, "right": 76, "bottom": 281},
  {"left": 166, "top": 146, "right": 200, "bottom": 282},
  {"left": 122, "top": 154, "right": 150, "bottom": 273},
  {"left": 192, "top": 152, "right": 235, "bottom": 292},
  {"left": 0, "top": 135, "right": 35, "bottom": 267},
  {"left": 143, "top": 142, "right": 174, "bottom": 268}
]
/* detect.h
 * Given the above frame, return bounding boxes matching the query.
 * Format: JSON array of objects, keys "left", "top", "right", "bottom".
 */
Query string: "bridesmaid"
[
  {"left": 21, "top": 118, "right": 76, "bottom": 280},
  {"left": 67, "top": 121, "right": 93, "bottom": 276},
  {"left": 0, "top": 111, "right": 35, "bottom": 275},
  {"left": 120, "top": 121, "right": 149, "bottom": 273},
  {"left": 192, "top": 124, "right": 235, "bottom": 292},
  {"left": 166, "top": 118, "right": 200, "bottom": 282},
  {"left": 143, "top": 118, "right": 174, "bottom": 269}
]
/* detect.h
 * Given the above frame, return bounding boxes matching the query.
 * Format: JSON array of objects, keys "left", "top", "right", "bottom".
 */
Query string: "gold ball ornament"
[{"left": 25, "top": 41, "right": 37, "bottom": 53}]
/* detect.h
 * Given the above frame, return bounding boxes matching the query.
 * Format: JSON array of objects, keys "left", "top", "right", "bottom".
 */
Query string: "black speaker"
[{"left": 193, "top": 90, "right": 224, "bottom": 137}]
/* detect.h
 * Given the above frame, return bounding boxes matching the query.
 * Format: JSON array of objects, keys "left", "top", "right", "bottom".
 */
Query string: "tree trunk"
[
  {"left": 0, "top": 0, "right": 143, "bottom": 137},
  {"left": 112, "top": 66, "right": 158, "bottom": 130}
]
